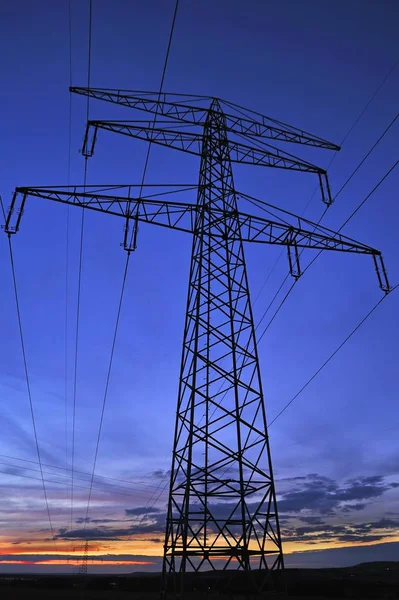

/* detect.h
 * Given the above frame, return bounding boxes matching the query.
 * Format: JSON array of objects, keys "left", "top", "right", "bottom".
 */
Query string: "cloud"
[
  {"left": 282, "top": 516, "right": 399, "bottom": 545},
  {"left": 341, "top": 503, "right": 366, "bottom": 513},
  {"left": 0, "top": 552, "right": 159, "bottom": 565},
  {"left": 44, "top": 471, "right": 399, "bottom": 547},
  {"left": 56, "top": 527, "right": 134, "bottom": 541},
  {"left": 125, "top": 506, "right": 162, "bottom": 516},
  {"left": 0, "top": 411, "right": 57, "bottom": 465},
  {"left": 56, "top": 509, "right": 167, "bottom": 540},
  {"left": 275, "top": 473, "right": 399, "bottom": 546},
  {"left": 75, "top": 517, "right": 123, "bottom": 524},
  {"left": 278, "top": 473, "right": 394, "bottom": 515},
  {"left": 150, "top": 469, "right": 170, "bottom": 479}
]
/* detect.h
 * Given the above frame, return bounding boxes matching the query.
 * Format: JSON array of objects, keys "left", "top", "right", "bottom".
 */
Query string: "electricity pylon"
[
  {"left": 5, "top": 89, "right": 390, "bottom": 598},
  {"left": 73, "top": 540, "right": 89, "bottom": 576}
]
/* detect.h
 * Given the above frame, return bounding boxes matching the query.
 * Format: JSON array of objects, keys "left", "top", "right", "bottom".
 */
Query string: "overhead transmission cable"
[
  {"left": 0, "top": 466, "right": 163, "bottom": 502},
  {"left": 0, "top": 459, "right": 156, "bottom": 498},
  {"left": 0, "top": 452, "right": 164, "bottom": 491},
  {"left": 64, "top": 0, "right": 73, "bottom": 533},
  {"left": 1, "top": 193, "right": 57, "bottom": 548},
  {"left": 257, "top": 154, "right": 398, "bottom": 343},
  {"left": 254, "top": 106, "right": 399, "bottom": 342},
  {"left": 81, "top": 0, "right": 180, "bottom": 535},
  {"left": 252, "top": 58, "right": 399, "bottom": 311},
  {"left": 333, "top": 110, "right": 399, "bottom": 202},
  {"left": 71, "top": 0, "right": 92, "bottom": 535},
  {"left": 266, "top": 283, "right": 398, "bottom": 429},
  {"left": 300, "top": 58, "right": 399, "bottom": 218}
]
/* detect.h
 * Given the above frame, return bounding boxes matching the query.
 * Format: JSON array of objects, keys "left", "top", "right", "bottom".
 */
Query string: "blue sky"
[{"left": 0, "top": 0, "right": 398, "bottom": 572}]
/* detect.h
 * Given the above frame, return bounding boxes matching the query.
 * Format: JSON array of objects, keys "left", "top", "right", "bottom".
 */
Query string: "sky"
[{"left": 0, "top": 0, "right": 398, "bottom": 574}]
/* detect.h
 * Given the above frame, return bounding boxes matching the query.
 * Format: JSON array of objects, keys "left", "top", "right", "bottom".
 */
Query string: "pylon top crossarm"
[
  {"left": 5, "top": 184, "right": 390, "bottom": 291},
  {"left": 71, "top": 86, "right": 340, "bottom": 150}
]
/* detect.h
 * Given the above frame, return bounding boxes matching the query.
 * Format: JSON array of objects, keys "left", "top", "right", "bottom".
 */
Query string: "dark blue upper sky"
[{"left": 0, "top": 0, "right": 398, "bottom": 570}]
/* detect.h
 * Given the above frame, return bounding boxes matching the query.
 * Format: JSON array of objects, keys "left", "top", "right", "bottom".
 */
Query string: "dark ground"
[{"left": 0, "top": 562, "right": 398, "bottom": 599}]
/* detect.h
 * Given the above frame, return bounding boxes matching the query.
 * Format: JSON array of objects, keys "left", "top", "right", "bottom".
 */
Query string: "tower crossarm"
[
  {"left": 234, "top": 210, "right": 389, "bottom": 292},
  {"left": 4, "top": 185, "right": 198, "bottom": 236},
  {"left": 4, "top": 185, "right": 390, "bottom": 292},
  {"left": 70, "top": 87, "right": 339, "bottom": 149},
  {"left": 83, "top": 120, "right": 328, "bottom": 174},
  {"left": 83, "top": 120, "right": 334, "bottom": 204},
  {"left": 71, "top": 86, "right": 210, "bottom": 123},
  {"left": 236, "top": 209, "right": 379, "bottom": 254}
]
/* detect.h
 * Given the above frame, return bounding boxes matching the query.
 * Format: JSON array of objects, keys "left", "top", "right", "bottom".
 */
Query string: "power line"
[
  {"left": 338, "top": 158, "right": 399, "bottom": 231},
  {"left": 300, "top": 158, "right": 398, "bottom": 281},
  {"left": 108, "top": 2, "right": 182, "bottom": 540},
  {"left": 138, "top": 0, "right": 180, "bottom": 197},
  {"left": 252, "top": 249, "right": 285, "bottom": 305},
  {"left": 0, "top": 452, "right": 164, "bottom": 491},
  {"left": 81, "top": 0, "right": 180, "bottom": 536},
  {"left": 64, "top": 0, "right": 73, "bottom": 533},
  {"left": 333, "top": 110, "right": 399, "bottom": 202},
  {"left": 126, "top": 477, "right": 169, "bottom": 542},
  {"left": 6, "top": 236, "right": 57, "bottom": 546},
  {"left": 82, "top": 256, "right": 130, "bottom": 523},
  {"left": 299, "top": 57, "right": 399, "bottom": 216},
  {"left": 0, "top": 461, "right": 166, "bottom": 502},
  {"left": 304, "top": 57, "right": 399, "bottom": 215},
  {"left": 252, "top": 58, "right": 399, "bottom": 315},
  {"left": 267, "top": 283, "right": 398, "bottom": 429},
  {"left": 254, "top": 110, "right": 399, "bottom": 340},
  {"left": 257, "top": 280, "right": 297, "bottom": 344},
  {"left": 0, "top": 464, "right": 166, "bottom": 502},
  {"left": 71, "top": 0, "right": 92, "bottom": 535},
  {"left": 257, "top": 157, "right": 398, "bottom": 341},
  {"left": 339, "top": 58, "right": 399, "bottom": 146}
]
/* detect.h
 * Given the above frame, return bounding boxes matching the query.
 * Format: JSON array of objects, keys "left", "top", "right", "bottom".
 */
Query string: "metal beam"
[{"left": 70, "top": 86, "right": 340, "bottom": 150}]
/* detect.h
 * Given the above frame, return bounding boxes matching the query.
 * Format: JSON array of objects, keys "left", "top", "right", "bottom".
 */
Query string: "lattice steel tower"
[
  {"left": 5, "top": 89, "right": 390, "bottom": 598},
  {"left": 73, "top": 540, "right": 89, "bottom": 577},
  {"left": 163, "top": 101, "right": 285, "bottom": 584}
]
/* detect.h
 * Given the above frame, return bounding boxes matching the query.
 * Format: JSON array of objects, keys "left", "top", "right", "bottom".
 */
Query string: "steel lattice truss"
[
  {"left": 4, "top": 88, "right": 390, "bottom": 599},
  {"left": 163, "top": 102, "right": 284, "bottom": 591}
]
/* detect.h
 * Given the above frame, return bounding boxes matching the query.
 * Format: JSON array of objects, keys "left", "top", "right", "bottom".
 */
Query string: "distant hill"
[{"left": 1, "top": 563, "right": 399, "bottom": 598}]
